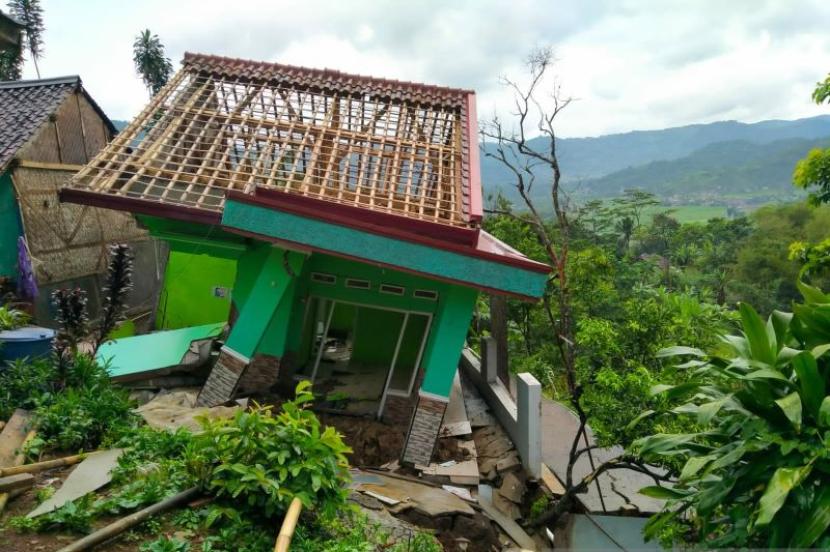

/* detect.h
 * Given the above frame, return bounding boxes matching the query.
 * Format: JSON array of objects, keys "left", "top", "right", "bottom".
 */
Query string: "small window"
[
  {"left": 311, "top": 272, "right": 336, "bottom": 285},
  {"left": 414, "top": 289, "right": 438, "bottom": 301},
  {"left": 379, "top": 284, "right": 405, "bottom": 296},
  {"left": 345, "top": 278, "right": 371, "bottom": 290}
]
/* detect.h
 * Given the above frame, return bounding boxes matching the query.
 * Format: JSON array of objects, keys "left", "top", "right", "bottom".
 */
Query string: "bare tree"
[{"left": 481, "top": 48, "right": 670, "bottom": 527}]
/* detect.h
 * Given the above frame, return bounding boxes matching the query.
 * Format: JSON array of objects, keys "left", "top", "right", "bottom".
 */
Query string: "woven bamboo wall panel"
[
  {"left": 78, "top": 94, "right": 110, "bottom": 160},
  {"left": 71, "top": 54, "right": 476, "bottom": 228},
  {"left": 13, "top": 166, "right": 148, "bottom": 284}
]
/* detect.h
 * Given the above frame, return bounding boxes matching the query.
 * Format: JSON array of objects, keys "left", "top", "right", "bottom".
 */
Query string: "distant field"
[{"left": 645, "top": 205, "right": 728, "bottom": 224}]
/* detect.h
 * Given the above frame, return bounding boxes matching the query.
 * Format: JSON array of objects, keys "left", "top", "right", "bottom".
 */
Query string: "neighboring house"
[
  {"left": 0, "top": 10, "right": 23, "bottom": 50},
  {"left": 63, "top": 53, "right": 550, "bottom": 465},
  {"left": 0, "top": 76, "right": 158, "bottom": 322}
]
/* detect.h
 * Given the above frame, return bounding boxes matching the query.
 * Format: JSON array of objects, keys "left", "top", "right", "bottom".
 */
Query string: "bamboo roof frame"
[{"left": 69, "top": 53, "right": 480, "bottom": 229}]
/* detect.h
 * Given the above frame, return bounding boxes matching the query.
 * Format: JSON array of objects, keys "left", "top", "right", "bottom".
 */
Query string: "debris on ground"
[
  {"left": 0, "top": 409, "right": 33, "bottom": 467},
  {"left": 478, "top": 484, "right": 537, "bottom": 550},
  {"left": 28, "top": 448, "right": 124, "bottom": 518},
  {"left": 135, "top": 388, "right": 241, "bottom": 431}
]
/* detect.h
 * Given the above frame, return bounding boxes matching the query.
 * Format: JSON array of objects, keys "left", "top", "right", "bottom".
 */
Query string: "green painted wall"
[
  {"left": 222, "top": 199, "right": 547, "bottom": 298},
  {"left": 156, "top": 250, "right": 237, "bottom": 330},
  {"left": 0, "top": 172, "right": 21, "bottom": 278},
  {"left": 225, "top": 245, "right": 305, "bottom": 359},
  {"left": 419, "top": 285, "right": 478, "bottom": 397}
]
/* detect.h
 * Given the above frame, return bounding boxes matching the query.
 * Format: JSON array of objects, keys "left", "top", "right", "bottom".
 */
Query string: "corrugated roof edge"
[
  {"left": 182, "top": 51, "right": 476, "bottom": 101},
  {"left": 0, "top": 75, "right": 117, "bottom": 135}
]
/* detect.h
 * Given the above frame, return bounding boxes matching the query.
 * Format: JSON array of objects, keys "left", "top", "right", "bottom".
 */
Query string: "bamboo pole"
[
  {"left": 0, "top": 430, "right": 36, "bottom": 515},
  {"left": 55, "top": 487, "right": 200, "bottom": 552},
  {"left": 274, "top": 497, "right": 303, "bottom": 552},
  {"left": 0, "top": 453, "right": 87, "bottom": 477}
]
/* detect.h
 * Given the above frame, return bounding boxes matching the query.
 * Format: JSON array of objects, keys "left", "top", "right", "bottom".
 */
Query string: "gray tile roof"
[{"left": 0, "top": 76, "right": 80, "bottom": 172}]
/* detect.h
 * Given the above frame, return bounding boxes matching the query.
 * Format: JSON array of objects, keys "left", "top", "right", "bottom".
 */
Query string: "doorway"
[{"left": 297, "top": 297, "right": 431, "bottom": 418}]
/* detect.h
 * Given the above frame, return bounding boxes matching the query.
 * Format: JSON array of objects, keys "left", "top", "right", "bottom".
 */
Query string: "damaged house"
[{"left": 61, "top": 53, "right": 549, "bottom": 464}]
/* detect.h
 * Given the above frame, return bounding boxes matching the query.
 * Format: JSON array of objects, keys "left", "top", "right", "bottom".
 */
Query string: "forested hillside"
[{"left": 482, "top": 115, "right": 830, "bottom": 209}]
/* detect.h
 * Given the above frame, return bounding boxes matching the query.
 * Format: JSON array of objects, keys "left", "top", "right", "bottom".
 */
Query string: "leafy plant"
[
  {"left": 94, "top": 243, "right": 134, "bottom": 352},
  {"left": 0, "top": 356, "right": 54, "bottom": 419},
  {"left": 140, "top": 536, "right": 191, "bottom": 552},
  {"left": 33, "top": 369, "right": 136, "bottom": 453},
  {"left": 0, "top": 304, "right": 30, "bottom": 330},
  {"left": 634, "top": 281, "right": 830, "bottom": 548},
  {"left": 188, "top": 382, "right": 351, "bottom": 518}
]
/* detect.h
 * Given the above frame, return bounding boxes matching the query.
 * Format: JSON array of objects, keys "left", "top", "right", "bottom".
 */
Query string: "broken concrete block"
[
  {"left": 498, "top": 472, "right": 525, "bottom": 504},
  {"left": 496, "top": 453, "right": 521, "bottom": 474}
]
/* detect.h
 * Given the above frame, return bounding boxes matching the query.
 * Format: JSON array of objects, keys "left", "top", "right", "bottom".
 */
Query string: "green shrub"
[
  {"left": 0, "top": 305, "right": 30, "bottom": 331},
  {"left": 635, "top": 281, "right": 830, "bottom": 548},
  {"left": 140, "top": 536, "right": 191, "bottom": 552},
  {"left": 0, "top": 357, "right": 55, "bottom": 419},
  {"left": 188, "top": 382, "right": 351, "bottom": 518},
  {"left": 33, "top": 359, "right": 137, "bottom": 453}
]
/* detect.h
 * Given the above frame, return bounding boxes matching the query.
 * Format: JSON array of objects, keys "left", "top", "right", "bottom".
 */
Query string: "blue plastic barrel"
[{"left": 0, "top": 326, "right": 56, "bottom": 364}]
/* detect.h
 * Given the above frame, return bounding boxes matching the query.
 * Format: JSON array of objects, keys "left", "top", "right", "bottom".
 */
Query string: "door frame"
[{"left": 303, "top": 295, "right": 432, "bottom": 418}]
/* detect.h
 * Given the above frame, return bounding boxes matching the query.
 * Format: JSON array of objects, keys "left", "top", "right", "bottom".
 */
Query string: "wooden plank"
[
  {"left": 15, "top": 160, "right": 86, "bottom": 172},
  {"left": 0, "top": 473, "right": 35, "bottom": 493},
  {"left": 478, "top": 484, "right": 537, "bottom": 550},
  {"left": 541, "top": 463, "right": 566, "bottom": 496},
  {"left": 0, "top": 409, "right": 33, "bottom": 468}
]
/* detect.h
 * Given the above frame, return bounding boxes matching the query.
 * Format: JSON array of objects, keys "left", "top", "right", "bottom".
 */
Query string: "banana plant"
[{"left": 633, "top": 280, "right": 830, "bottom": 548}]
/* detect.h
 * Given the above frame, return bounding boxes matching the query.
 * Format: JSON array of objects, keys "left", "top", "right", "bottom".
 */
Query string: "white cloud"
[{"left": 21, "top": 0, "right": 830, "bottom": 137}]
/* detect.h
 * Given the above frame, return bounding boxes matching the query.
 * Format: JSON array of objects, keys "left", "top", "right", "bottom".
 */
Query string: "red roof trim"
[
  {"left": 227, "top": 190, "right": 550, "bottom": 274},
  {"left": 59, "top": 189, "right": 222, "bottom": 226},
  {"left": 465, "top": 93, "right": 483, "bottom": 222}
]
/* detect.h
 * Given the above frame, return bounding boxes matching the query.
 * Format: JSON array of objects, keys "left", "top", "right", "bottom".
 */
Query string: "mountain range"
[{"left": 481, "top": 115, "right": 830, "bottom": 211}]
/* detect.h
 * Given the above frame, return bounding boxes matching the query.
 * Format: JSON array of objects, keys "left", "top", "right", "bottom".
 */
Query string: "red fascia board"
[
  {"left": 466, "top": 92, "right": 483, "bottom": 222},
  {"left": 227, "top": 190, "right": 550, "bottom": 275},
  {"left": 59, "top": 189, "right": 222, "bottom": 226},
  {"left": 250, "top": 187, "right": 478, "bottom": 246},
  {"left": 223, "top": 224, "right": 540, "bottom": 302}
]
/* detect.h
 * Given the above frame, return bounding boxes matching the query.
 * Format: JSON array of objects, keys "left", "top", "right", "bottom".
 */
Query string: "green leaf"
[
  {"left": 798, "top": 279, "right": 830, "bottom": 304},
  {"left": 792, "top": 351, "right": 824, "bottom": 418},
  {"left": 790, "top": 485, "right": 830, "bottom": 548},
  {"left": 819, "top": 397, "right": 830, "bottom": 428},
  {"left": 739, "top": 302, "right": 776, "bottom": 365},
  {"left": 739, "top": 368, "right": 789, "bottom": 382},
  {"left": 697, "top": 397, "right": 729, "bottom": 425},
  {"left": 656, "top": 346, "right": 706, "bottom": 358},
  {"left": 755, "top": 465, "right": 813, "bottom": 527},
  {"left": 625, "top": 409, "right": 655, "bottom": 431},
  {"left": 679, "top": 455, "right": 714, "bottom": 482},
  {"left": 639, "top": 486, "right": 690, "bottom": 500},
  {"left": 774, "top": 392, "right": 803, "bottom": 431}
]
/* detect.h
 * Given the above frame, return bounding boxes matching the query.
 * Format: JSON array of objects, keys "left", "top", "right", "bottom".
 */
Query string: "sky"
[{"left": 18, "top": 0, "right": 830, "bottom": 138}]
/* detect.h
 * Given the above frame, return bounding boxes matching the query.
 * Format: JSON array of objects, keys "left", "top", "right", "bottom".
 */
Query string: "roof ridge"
[
  {"left": 182, "top": 52, "right": 475, "bottom": 97},
  {"left": 0, "top": 75, "right": 81, "bottom": 90}
]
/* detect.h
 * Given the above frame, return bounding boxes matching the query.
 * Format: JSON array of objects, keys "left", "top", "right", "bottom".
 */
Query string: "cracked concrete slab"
[{"left": 540, "top": 399, "right": 665, "bottom": 514}]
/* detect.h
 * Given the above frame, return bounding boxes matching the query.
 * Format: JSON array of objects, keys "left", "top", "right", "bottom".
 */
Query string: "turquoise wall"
[
  {"left": 222, "top": 199, "right": 547, "bottom": 298},
  {"left": 0, "top": 172, "right": 22, "bottom": 279}
]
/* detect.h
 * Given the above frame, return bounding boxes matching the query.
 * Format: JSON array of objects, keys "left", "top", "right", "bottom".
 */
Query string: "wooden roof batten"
[{"left": 69, "top": 53, "right": 482, "bottom": 233}]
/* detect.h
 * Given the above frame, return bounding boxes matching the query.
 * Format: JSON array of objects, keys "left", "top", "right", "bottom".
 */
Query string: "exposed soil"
[
  {"left": 317, "top": 413, "right": 405, "bottom": 468},
  {"left": 396, "top": 509, "right": 501, "bottom": 552}
]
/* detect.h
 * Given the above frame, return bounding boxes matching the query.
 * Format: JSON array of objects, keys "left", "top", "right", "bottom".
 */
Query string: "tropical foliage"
[
  {"left": 6, "top": 0, "right": 45, "bottom": 77},
  {"left": 133, "top": 29, "right": 173, "bottom": 96},
  {"left": 634, "top": 281, "right": 830, "bottom": 548},
  {"left": 187, "top": 382, "right": 352, "bottom": 517}
]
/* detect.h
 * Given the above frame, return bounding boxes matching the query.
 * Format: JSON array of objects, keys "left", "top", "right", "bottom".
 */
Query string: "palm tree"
[
  {"left": 133, "top": 29, "right": 173, "bottom": 97},
  {"left": 7, "top": 0, "right": 44, "bottom": 78}
]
